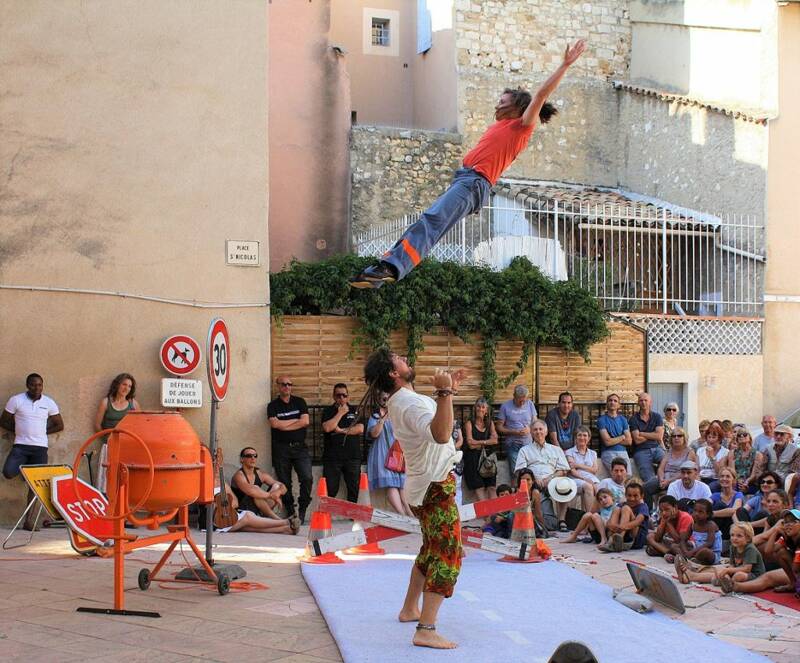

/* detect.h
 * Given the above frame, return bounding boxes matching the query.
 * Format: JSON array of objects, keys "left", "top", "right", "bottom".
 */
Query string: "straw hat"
[{"left": 548, "top": 477, "right": 578, "bottom": 503}]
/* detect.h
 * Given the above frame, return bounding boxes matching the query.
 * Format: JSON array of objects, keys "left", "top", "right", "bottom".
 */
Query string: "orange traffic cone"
[
  {"left": 345, "top": 472, "right": 385, "bottom": 555},
  {"left": 499, "top": 485, "right": 542, "bottom": 564},
  {"left": 302, "top": 477, "right": 344, "bottom": 564}
]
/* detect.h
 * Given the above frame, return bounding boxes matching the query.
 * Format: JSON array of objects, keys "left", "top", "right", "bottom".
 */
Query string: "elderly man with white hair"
[{"left": 496, "top": 384, "right": 538, "bottom": 477}]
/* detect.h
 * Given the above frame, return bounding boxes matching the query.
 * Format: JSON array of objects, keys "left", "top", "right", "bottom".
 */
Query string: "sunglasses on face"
[
  {"left": 334, "top": 393, "right": 348, "bottom": 398},
  {"left": 665, "top": 408, "right": 677, "bottom": 412},
  {"left": 736, "top": 433, "right": 750, "bottom": 438},
  {"left": 761, "top": 479, "right": 776, "bottom": 485},
  {"left": 672, "top": 434, "right": 685, "bottom": 438},
  {"left": 242, "top": 453, "right": 258, "bottom": 459},
  {"left": 279, "top": 382, "right": 293, "bottom": 387}
]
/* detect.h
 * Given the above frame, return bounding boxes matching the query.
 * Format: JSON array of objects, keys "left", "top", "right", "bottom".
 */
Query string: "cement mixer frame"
[{"left": 71, "top": 412, "right": 228, "bottom": 617}]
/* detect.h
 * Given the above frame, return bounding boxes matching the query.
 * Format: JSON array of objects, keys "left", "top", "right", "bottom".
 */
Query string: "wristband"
[{"left": 435, "top": 389, "right": 454, "bottom": 398}]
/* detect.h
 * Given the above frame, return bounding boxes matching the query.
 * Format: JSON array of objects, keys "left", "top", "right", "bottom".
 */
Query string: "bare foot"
[
  {"left": 413, "top": 629, "right": 457, "bottom": 649},
  {"left": 398, "top": 608, "right": 421, "bottom": 622},
  {"left": 563, "top": 535, "right": 577, "bottom": 544}
]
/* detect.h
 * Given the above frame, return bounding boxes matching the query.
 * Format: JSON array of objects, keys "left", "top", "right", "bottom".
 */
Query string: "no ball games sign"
[
  {"left": 160, "top": 335, "right": 201, "bottom": 376},
  {"left": 207, "top": 318, "right": 230, "bottom": 402}
]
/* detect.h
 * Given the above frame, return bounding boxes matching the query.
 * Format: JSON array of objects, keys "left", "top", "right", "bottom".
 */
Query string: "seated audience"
[
  {"left": 231, "top": 446, "right": 288, "bottom": 519},
  {"left": 789, "top": 473, "right": 800, "bottom": 509},
  {"left": 675, "top": 522, "right": 765, "bottom": 588},
  {"left": 720, "top": 419, "right": 735, "bottom": 448},
  {"left": 738, "top": 470, "right": 783, "bottom": 523},
  {"left": 597, "top": 393, "right": 632, "bottom": 473},
  {"left": 662, "top": 402, "right": 681, "bottom": 447},
  {"left": 753, "top": 490, "right": 791, "bottom": 570},
  {"left": 628, "top": 392, "right": 666, "bottom": 493},
  {"left": 644, "top": 426, "right": 696, "bottom": 505},
  {"left": 366, "top": 393, "right": 414, "bottom": 517},
  {"left": 482, "top": 483, "right": 513, "bottom": 539},
  {"left": 565, "top": 426, "right": 599, "bottom": 511},
  {"left": 516, "top": 419, "right": 581, "bottom": 532},
  {"left": 645, "top": 494, "right": 695, "bottom": 562},
  {"left": 725, "top": 428, "right": 764, "bottom": 495},
  {"left": 710, "top": 467, "right": 744, "bottom": 539},
  {"left": 597, "top": 456, "right": 628, "bottom": 504},
  {"left": 690, "top": 419, "right": 711, "bottom": 452},
  {"left": 215, "top": 483, "right": 299, "bottom": 535},
  {"left": 667, "top": 461, "right": 712, "bottom": 511},
  {"left": 678, "top": 498, "right": 722, "bottom": 566},
  {"left": 753, "top": 414, "right": 776, "bottom": 453},
  {"left": 563, "top": 487, "right": 615, "bottom": 546},
  {"left": 515, "top": 468, "right": 548, "bottom": 537},
  {"left": 545, "top": 391, "right": 581, "bottom": 451},
  {"left": 745, "top": 485, "right": 789, "bottom": 532},
  {"left": 598, "top": 481, "right": 649, "bottom": 553},
  {"left": 714, "top": 509, "right": 800, "bottom": 595},
  {"left": 463, "top": 397, "right": 499, "bottom": 506},
  {"left": 766, "top": 424, "right": 800, "bottom": 481},
  {"left": 696, "top": 421, "right": 728, "bottom": 489}
]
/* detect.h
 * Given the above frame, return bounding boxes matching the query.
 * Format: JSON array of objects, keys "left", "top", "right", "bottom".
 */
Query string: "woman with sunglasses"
[
  {"left": 736, "top": 471, "right": 783, "bottom": 525},
  {"left": 725, "top": 429, "right": 764, "bottom": 495},
  {"left": 646, "top": 427, "right": 696, "bottom": 504},
  {"left": 662, "top": 403, "right": 680, "bottom": 447},
  {"left": 231, "top": 446, "right": 289, "bottom": 520}
]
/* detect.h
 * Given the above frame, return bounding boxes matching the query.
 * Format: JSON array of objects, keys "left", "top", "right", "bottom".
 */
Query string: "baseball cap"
[
  {"left": 781, "top": 508, "right": 800, "bottom": 521},
  {"left": 679, "top": 460, "right": 697, "bottom": 470},
  {"left": 774, "top": 424, "right": 794, "bottom": 435}
]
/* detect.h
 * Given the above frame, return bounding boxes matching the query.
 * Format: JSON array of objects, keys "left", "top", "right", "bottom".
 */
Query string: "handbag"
[
  {"left": 384, "top": 438, "right": 406, "bottom": 474},
  {"left": 478, "top": 447, "right": 498, "bottom": 478}
]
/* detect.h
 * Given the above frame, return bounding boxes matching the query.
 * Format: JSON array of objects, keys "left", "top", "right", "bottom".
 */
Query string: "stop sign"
[{"left": 51, "top": 475, "right": 115, "bottom": 546}]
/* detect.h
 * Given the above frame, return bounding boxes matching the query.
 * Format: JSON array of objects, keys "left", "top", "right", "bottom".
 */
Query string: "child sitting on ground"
[
  {"left": 483, "top": 484, "right": 513, "bottom": 539},
  {"left": 675, "top": 521, "right": 765, "bottom": 587},
  {"left": 563, "top": 487, "right": 615, "bottom": 546},
  {"left": 645, "top": 494, "right": 694, "bottom": 563},
  {"left": 678, "top": 498, "right": 722, "bottom": 565},
  {"left": 599, "top": 481, "right": 650, "bottom": 553}
]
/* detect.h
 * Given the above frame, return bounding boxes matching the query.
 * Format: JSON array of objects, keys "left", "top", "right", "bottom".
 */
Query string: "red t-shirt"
[
  {"left": 462, "top": 118, "right": 535, "bottom": 185},
  {"left": 671, "top": 510, "right": 694, "bottom": 534}
]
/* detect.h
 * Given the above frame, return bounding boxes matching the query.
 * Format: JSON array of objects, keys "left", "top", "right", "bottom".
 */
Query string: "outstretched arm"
[{"left": 521, "top": 39, "right": 586, "bottom": 127}]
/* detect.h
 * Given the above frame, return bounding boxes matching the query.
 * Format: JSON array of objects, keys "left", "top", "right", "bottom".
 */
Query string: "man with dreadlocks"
[
  {"left": 362, "top": 348, "right": 466, "bottom": 649},
  {"left": 350, "top": 39, "right": 586, "bottom": 289}
]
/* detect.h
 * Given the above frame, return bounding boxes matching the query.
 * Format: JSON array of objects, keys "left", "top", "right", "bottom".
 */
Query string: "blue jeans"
[
  {"left": 505, "top": 442, "right": 528, "bottom": 479},
  {"left": 600, "top": 449, "right": 631, "bottom": 475},
  {"left": 632, "top": 447, "right": 666, "bottom": 483},
  {"left": 382, "top": 168, "right": 490, "bottom": 280}
]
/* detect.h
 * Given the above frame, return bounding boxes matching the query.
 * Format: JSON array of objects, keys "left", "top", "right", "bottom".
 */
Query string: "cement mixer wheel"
[
  {"left": 217, "top": 573, "right": 230, "bottom": 596},
  {"left": 137, "top": 568, "right": 151, "bottom": 591}
]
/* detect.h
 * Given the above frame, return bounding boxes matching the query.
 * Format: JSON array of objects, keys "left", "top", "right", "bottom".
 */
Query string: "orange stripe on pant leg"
[{"left": 400, "top": 239, "right": 421, "bottom": 266}]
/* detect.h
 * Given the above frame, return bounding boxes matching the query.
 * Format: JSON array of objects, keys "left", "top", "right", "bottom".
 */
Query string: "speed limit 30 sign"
[{"left": 207, "top": 318, "right": 230, "bottom": 402}]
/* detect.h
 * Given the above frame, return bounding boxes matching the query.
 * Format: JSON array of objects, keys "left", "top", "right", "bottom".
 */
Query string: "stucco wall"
[
  {"left": 763, "top": 3, "right": 800, "bottom": 418},
  {"left": 0, "top": 1, "right": 270, "bottom": 524},
  {"left": 455, "top": 0, "right": 631, "bottom": 186},
  {"left": 269, "top": 0, "right": 351, "bottom": 269},
  {"left": 350, "top": 126, "right": 463, "bottom": 235},
  {"left": 619, "top": 93, "right": 768, "bottom": 216}
]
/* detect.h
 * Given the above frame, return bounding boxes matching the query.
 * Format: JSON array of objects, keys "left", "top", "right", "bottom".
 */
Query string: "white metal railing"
[{"left": 353, "top": 198, "right": 765, "bottom": 317}]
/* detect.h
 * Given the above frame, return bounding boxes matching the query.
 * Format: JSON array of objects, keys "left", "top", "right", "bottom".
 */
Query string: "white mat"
[{"left": 302, "top": 551, "right": 769, "bottom": 663}]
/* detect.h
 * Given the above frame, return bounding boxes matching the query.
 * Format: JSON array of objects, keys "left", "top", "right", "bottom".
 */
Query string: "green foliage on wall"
[{"left": 270, "top": 255, "right": 608, "bottom": 401}]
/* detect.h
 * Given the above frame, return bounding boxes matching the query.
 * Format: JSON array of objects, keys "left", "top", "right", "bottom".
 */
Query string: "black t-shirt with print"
[{"left": 267, "top": 395, "right": 309, "bottom": 445}]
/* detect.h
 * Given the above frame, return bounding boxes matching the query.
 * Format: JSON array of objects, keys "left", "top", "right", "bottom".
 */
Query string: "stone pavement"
[{"left": 1, "top": 522, "right": 799, "bottom": 662}]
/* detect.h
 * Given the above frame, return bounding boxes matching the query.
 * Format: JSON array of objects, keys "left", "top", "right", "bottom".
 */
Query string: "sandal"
[
  {"left": 558, "top": 520, "right": 569, "bottom": 532},
  {"left": 664, "top": 554, "right": 675, "bottom": 564},
  {"left": 718, "top": 574, "right": 734, "bottom": 594},
  {"left": 289, "top": 516, "right": 301, "bottom": 535}
]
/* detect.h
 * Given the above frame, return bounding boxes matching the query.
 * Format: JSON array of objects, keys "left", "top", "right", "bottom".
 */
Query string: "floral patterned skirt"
[{"left": 410, "top": 474, "right": 462, "bottom": 598}]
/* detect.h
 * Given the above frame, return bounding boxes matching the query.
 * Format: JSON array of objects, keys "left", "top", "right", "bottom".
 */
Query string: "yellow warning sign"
[{"left": 20, "top": 465, "right": 72, "bottom": 520}]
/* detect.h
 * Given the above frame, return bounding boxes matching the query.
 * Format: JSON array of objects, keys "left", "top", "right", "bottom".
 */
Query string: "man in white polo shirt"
[
  {"left": 2, "top": 373, "right": 64, "bottom": 526},
  {"left": 363, "top": 348, "right": 465, "bottom": 650}
]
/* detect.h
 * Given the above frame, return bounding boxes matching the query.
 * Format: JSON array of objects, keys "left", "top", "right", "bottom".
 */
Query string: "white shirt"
[
  {"left": 387, "top": 387, "right": 461, "bottom": 507},
  {"left": 565, "top": 446, "right": 599, "bottom": 484},
  {"left": 667, "top": 479, "right": 712, "bottom": 502},
  {"left": 598, "top": 477, "right": 626, "bottom": 504},
  {"left": 696, "top": 446, "right": 729, "bottom": 479},
  {"left": 514, "top": 440, "right": 569, "bottom": 480},
  {"left": 4, "top": 392, "right": 60, "bottom": 448}
]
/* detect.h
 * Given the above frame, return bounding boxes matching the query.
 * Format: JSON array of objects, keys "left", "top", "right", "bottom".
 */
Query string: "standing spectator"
[
  {"left": 93, "top": 373, "right": 140, "bottom": 492},
  {"left": 366, "top": 393, "right": 413, "bottom": 517},
  {"left": 765, "top": 424, "right": 800, "bottom": 481},
  {"left": 696, "top": 421, "right": 728, "bottom": 488},
  {"left": 1, "top": 374, "right": 64, "bottom": 530},
  {"left": 597, "top": 393, "right": 632, "bottom": 473},
  {"left": 754, "top": 414, "right": 777, "bottom": 453},
  {"left": 495, "top": 385, "right": 537, "bottom": 477},
  {"left": 545, "top": 391, "right": 581, "bottom": 452},
  {"left": 667, "top": 461, "right": 712, "bottom": 510},
  {"left": 597, "top": 457, "right": 629, "bottom": 505},
  {"left": 646, "top": 427, "right": 697, "bottom": 503},
  {"left": 725, "top": 428, "right": 763, "bottom": 495},
  {"left": 321, "top": 383, "right": 364, "bottom": 503},
  {"left": 565, "top": 426, "right": 599, "bottom": 511},
  {"left": 462, "top": 397, "right": 499, "bottom": 506},
  {"left": 629, "top": 392, "right": 666, "bottom": 494},
  {"left": 267, "top": 375, "right": 312, "bottom": 524},
  {"left": 662, "top": 402, "right": 681, "bottom": 447},
  {"left": 515, "top": 419, "right": 577, "bottom": 531},
  {"left": 690, "top": 419, "right": 711, "bottom": 452}
]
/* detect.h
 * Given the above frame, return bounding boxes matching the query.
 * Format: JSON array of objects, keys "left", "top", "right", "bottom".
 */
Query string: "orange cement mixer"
[{"left": 72, "top": 411, "right": 225, "bottom": 616}]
